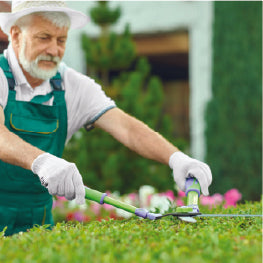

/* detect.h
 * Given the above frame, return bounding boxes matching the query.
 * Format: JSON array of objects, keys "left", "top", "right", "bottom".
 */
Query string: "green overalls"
[{"left": 0, "top": 55, "right": 67, "bottom": 236}]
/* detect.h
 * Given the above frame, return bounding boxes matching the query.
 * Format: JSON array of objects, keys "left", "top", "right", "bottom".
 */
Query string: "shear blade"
[{"left": 178, "top": 216, "right": 197, "bottom": 223}]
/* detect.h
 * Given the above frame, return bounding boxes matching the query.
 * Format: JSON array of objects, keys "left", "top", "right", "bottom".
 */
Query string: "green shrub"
[
  {"left": 205, "top": 1, "right": 262, "bottom": 200},
  {"left": 0, "top": 202, "right": 261, "bottom": 263}
]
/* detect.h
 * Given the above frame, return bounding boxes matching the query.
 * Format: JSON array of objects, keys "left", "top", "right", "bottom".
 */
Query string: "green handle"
[
  {"left": 176, "top": 177, "right": 201, "bottom": 213},
  {"left": 84, "top": 178, "right": 202, "bottom": 218},
  {"left": 85, "top": 187, "right": 137, "bottom": 214},
  {"left": 185, "top": 177, "right": 201, "bottom": 206}
]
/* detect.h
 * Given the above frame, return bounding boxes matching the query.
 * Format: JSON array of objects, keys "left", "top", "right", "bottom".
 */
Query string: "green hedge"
[
  {"left": 205, "top": 1, "right": 262, "bottom": 200},
  {"left": 0, "top": 202, "right": 261, "bottom": 263}
]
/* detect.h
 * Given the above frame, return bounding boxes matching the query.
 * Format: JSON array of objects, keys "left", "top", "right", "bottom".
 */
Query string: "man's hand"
[
  {"left": 31, "top": 153, "right": 85, "bottom": 204},
  {"left": 169, "top": 152, "right": 212, "bottom": 196}
]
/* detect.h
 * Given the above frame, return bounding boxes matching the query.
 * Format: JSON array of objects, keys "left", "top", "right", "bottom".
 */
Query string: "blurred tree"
[
  {"left": 205, "top": 1, "right": 262, "bottom": 200},
  {"left": 81, "top": 1, "right": 135, "bottom": 86},
  {"left": 63, "top": 1, "right": 187, "bottom": 193}
]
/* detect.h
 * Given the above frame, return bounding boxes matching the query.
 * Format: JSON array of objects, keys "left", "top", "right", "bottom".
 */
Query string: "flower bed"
[{"left": 52, "top": 185, "right": 243, "bottom": 223}]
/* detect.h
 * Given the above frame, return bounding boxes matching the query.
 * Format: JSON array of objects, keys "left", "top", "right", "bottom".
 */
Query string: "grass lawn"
[{"left": 0, "top": 201, "right": 261, "bottom": 263}]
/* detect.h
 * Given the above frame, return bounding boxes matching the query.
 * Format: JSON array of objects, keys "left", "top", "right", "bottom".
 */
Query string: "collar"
[{"left": 5, "top": 44, "right": 29, "bottom": 87}]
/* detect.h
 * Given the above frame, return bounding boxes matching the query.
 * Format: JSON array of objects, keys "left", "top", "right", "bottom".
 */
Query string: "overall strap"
[
  {"left": 30, "top": 72, "right": 63, "bottom": 104},
  {"left": 30, "top": 92, "right": 54, "bottom": 104},
  {"left": 0, "top": 55, "right": 15, "bottom": 90},
  {"left": 50, "top": 72, "right": 62, "bottom": 91},
  {"left": 0, "top": 54, "right": 63, "bottom": 103}
]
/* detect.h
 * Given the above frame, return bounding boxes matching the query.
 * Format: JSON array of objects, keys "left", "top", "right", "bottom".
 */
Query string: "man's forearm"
[
  {"left": 0, "top": 124, "right": 44, "bottom": 170},
  {"left": 95, "top": 108, "right": 179, "bottom": 165},
  {"left": 123, "top": 116, "right": 179, "bottom": 165}
]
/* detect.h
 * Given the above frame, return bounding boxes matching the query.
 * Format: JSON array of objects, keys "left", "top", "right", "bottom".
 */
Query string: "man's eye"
[{"left": 38, "top": 37, "right": 48, "bottom": 40}]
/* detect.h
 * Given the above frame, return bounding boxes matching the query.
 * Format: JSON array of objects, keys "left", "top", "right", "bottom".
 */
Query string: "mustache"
[{"left": 35, "top": 55, "right": 61, "bottom": 64}]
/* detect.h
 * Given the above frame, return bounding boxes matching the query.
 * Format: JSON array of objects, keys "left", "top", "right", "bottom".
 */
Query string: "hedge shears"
[{"left": 84, "top": 178, "right": 262, "bottom": 223}]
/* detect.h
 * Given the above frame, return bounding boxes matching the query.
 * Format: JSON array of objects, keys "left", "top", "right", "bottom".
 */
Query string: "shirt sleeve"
[
  {"left": 63, "top": 65, "right": 116, "bottom": 141},
  {"left": 0, "top": 67, "right": 9, "bottom": 109}
]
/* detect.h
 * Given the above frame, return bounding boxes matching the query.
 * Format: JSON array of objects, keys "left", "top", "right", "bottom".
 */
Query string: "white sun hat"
[{"left": 0, "top": 0, "right": 89, "bottom": 35}]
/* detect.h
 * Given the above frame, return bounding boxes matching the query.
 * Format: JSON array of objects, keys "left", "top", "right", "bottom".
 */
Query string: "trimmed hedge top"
[{"left": 0, "top": 201, "right": 261, "bottom": 263}]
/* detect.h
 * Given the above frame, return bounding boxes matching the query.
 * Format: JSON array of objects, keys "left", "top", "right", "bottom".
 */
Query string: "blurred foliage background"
[
  {"left": 63, "top": 1, "right": 262, "bottom": 200},
  {"left": 63, "top": 1, "right": 187, "bottom": 194},
  {"left": 205, "top": 1, "right": 262, "bottom": 200}
]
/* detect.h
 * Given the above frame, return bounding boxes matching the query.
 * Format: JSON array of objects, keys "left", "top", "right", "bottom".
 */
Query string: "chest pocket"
[
  {"left": 4, "top": 112, "right": 60, "bottom": 184},
  {"left": 10, "top": 113, "right": 59, "bottom": 134}
]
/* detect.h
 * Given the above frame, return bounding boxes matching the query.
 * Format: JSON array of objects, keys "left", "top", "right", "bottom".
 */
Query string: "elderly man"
[{"left": 0, "top": 1, "right": 212, "bottom": 236}]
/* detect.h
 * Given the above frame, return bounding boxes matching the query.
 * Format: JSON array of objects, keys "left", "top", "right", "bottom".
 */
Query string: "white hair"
[
  {"left": 14, "top": 11, "right": 71, "bottom": 31},
  {"left": 8, "top": 11, "right": 70, "bottom": 42}
]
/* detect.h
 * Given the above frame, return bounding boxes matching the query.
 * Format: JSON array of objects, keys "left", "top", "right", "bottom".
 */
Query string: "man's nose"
[{"left": 46, "top": 39, "right": 59, "bottom": 57}]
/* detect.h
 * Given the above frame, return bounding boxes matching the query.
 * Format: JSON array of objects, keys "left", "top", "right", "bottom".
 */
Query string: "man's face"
[{"left": 16, "top": 15, "right": 68, "bottom": 80}]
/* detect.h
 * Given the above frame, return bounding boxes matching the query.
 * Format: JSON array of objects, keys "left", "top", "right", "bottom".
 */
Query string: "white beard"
[{"left": 19, "top": 38, "right": 61, "bottom": 81}]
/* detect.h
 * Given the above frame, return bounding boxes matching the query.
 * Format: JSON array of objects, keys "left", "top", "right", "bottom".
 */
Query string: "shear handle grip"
[{"left": 185, "top": 177, "right": 201, "bottom": 197}]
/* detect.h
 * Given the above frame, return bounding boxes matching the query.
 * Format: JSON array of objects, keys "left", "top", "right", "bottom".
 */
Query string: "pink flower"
[
  {"left": 200, "top": 195, "right": 215, "bottom": 208},
  {"left": 53, "top": 198, "right": 66, "bottom": 208},
  {"left": 224, "top": 189, "right": 242, "bottom": 208},
  {"left": 213, "top": 193, "right": 224, "bottom": 205},
  {"left": 52, "top": 200, "right": 59, "bottom": 208},
  {"left": 160, "top": 190, "right": 175, "bottom": 201},
  {"left": 102, "top": 203, "right": 114, "bottom": 211},
  {"left": 146, "top": 194, "right": 153, "bottom": 207},
  {"left": 90, "top": 203, "right": 101, "bottom": 215},
  {"left": 73, "top": 211, "right": 86, "bottom": 222},
  {"left": 66, "top": 211, "right": 90, "bottom": 222},
  {"left": 200, "top": 193, "right": 223, "bottom": 209},
  {"left": 178, "top": 191, "right": 186, "bottom": 198},
  {"left": 128, "top": 193, "right": 138, "bottom": 202},
  {"left": 176, "top": 198, "right": 185, "bottom": 207},
  {"left": 57, "top": 196, "right": 67, "bottom": 201}
]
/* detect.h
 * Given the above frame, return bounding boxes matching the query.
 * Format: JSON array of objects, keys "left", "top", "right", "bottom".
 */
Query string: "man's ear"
[{"left": 10, "top": 26, "right": 22, "bottom": 50}]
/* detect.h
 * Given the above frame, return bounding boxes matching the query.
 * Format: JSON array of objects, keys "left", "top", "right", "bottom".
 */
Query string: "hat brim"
[{"left": 0, "top": 6, "right": 88, "bottom": 34}]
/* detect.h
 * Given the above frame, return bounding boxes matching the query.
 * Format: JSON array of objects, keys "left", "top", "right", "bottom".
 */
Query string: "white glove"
[
  {"left": 31, "top": 153, "right": 85, "bottom": 205},
  {"left": 169, "top": 151, "right": 212, "bottom": 196}
]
